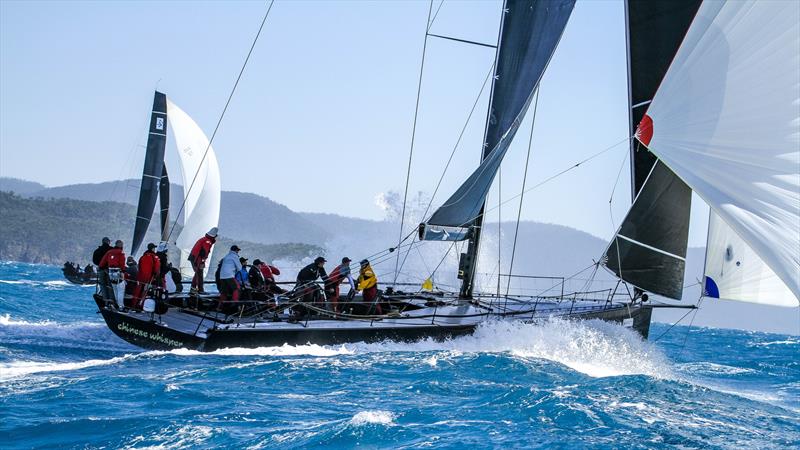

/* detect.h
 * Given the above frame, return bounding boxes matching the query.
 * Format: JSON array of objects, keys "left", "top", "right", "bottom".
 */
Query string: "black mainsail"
[
  {"left": 602, "top": 0, "right": 701, "bottom": 300},
  {"left": 158, "top": 165, "right": 170, "bottom": 242},
  {"left": 423, "top": 0, "right": 575, "bottom": 231},
  {"left": 131, "top": 91, "right": 168, "bottom": 256}
]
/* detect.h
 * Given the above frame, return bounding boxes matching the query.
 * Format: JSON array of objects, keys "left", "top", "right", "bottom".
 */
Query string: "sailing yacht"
[{"left": 93, "top": 0, "right": 799, "bottom": 351}]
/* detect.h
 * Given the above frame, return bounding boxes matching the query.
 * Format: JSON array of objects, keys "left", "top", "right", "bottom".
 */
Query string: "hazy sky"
[{"left": 0, "top": 0, "right": 709, "bottom": 245}]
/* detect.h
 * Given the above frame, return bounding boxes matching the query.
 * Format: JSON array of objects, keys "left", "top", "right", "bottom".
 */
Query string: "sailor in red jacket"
[
  {"left": 133, "top": 243, "right": 161, "bottom": 308},
  {"left": 99, "top": 240, "right": 126, "bottom": 270},
  {"left": 260, "top": 261, "right": 286, "bottom": 295},
  {"left": 325, "top": 257, "right": 355, "bottom": 313},
  {"left": 189, "top": 227, "right": 217, "bottom": 294},
  {"left": 99, "top": 240, "right": 126, "bottom": 303}
]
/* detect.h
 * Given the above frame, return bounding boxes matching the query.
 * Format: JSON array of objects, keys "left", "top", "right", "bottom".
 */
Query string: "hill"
[
  {"left": 0, "top": 177, "right": 45, "bottom": 194},
  {"left": 11, "top": 178, "right": 330, "bottom": 246},
  {"left": 0, "top": 192, "right": 322, "bottom": 269}
]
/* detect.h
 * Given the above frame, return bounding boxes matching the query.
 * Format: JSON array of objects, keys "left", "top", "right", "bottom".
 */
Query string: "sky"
[{"left": 0, "top": 0, "right": 710, "bottom": 245}]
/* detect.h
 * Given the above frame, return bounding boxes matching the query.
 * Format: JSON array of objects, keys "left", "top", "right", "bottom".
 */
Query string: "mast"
[
  {"left": 131, "top": 91, "right": 168, "bottom": 256},
  {"left": 458, "top": 0, "right": 507, "bottom": 299},
  {"left": 417, "top": 0, "right": 576, "bottom": 297}
]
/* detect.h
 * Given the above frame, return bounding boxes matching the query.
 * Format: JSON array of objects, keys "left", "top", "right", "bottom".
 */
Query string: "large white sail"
[
  {"left": 705, "top": 211, "right": 797, "bottom": 307},
  {"left": 638, "top": 0, "right": 800, "bottom": 304},
  {"left": 166, "top": 100, "right": 221, "bottom": 278}
]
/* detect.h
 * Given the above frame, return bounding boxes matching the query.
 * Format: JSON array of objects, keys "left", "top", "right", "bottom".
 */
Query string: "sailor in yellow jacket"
[{"left": 356, "top": 259, "right": 381, "bottom": 315}]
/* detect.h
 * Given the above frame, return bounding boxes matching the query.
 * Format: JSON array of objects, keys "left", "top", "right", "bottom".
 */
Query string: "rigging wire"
[
  {"left": 607, "top": 147, "right": 629, "bottom": 233},
  {"left": 462, "top": 135, "right": 632, "bottom": 230},
  {"left": 429, "top": 0, "right": 446, "bottom": 32},
  {"left": 393, "top": 0, "right": 435, "bottom": 285},
  {"left": 393, "top": 63, "right": 496, "bottom": 282},
  {"left": 166, "top": 0, "right": 275, "bottom": 242},
  {"left": 504, "top": 87, "right": 539, "bottom": 300}
]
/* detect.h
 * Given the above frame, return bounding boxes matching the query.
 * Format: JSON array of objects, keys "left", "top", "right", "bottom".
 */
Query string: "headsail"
[
  {"left": 131, "top": 91, "right": 168, "bottom": 256},
  {"left": 167, "top": 100, "right": 221, "bottom": 278},
  {"left": 638, "top": 0, "right": 800, "bottom": 303},
  {"left": 704, "top": 212, "right": 797, "bottom": 307},
  {"left": 601, "top": 0, "right": 700, "bottom": 299},
  {"left": 422, "top": 0, "right": 576, "bottom": 233}
]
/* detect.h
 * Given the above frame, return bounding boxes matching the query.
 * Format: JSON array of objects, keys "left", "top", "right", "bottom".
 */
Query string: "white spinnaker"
[
  {"left": 641, "top": 0, "right": 800, "bottom": 305},
  {"left": 166, "top": 100, "right": 221, "bottom": 278},
  {"left": 705, "top": 211, "right": 797, "bottom": 307}
]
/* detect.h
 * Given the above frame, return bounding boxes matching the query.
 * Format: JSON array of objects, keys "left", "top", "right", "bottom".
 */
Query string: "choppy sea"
[{"left": 1, "top": 261, "right": 798, "bottom": 449}]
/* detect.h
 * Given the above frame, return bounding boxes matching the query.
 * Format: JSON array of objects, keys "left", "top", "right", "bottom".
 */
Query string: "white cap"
[
  {"left": 207, "top": 227, "right": 218, "bottom": 237},
  {"left": 156, "top": 242, "right": 168, "bottom": 253}
]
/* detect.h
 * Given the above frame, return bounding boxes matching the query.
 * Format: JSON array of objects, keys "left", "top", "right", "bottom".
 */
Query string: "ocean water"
[{"left": 1, "top": 262, "right": 798, "bottom": 449}]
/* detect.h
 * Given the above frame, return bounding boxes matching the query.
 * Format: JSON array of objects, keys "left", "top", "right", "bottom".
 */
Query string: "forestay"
[
  {"left": 640, "top": 0, "right": 800, "bottom": 304},
  {"left": 167, "top": 100, "right": 221, "bottom": 278}
]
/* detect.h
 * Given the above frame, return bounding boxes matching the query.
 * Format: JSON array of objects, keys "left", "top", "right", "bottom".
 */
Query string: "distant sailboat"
[
  {"left": 93, "top": 0, "right": 798, "bottom": 351},
  {"left": 130, "top": 91, "right": 221, "bottom": 277}
]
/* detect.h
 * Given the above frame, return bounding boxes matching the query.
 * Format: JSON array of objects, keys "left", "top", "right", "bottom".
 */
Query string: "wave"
[
  {"left": 0, "top": 320, "right": 669, "bottom": 381},
  {"left": 349, "top": 410, "right": 396, "bottom": 426},
  {"left": 0, "top": 354, "right": 138, "bottom": 381},
  {"left": 171, "top": 319, "right": 671, "bottom": 379},
  {"left": 0, "top": 278, "right": 82, "bottom": 290}
]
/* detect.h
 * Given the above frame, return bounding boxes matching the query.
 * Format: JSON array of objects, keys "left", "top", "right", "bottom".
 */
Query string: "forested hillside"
[{"left": 0, "top": 192, "right": 322, "bottom": 267}]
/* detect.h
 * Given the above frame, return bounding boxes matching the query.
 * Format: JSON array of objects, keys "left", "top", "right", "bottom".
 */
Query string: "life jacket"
[
  {"left": 260, "top": 264, "right": 277, "bottom": 282},
  {"left": 99, "top": 248, "right": 126, "bottom": 269},
  {"left": 137, "top": 251, "right": 161, "bottom": 283},
  {"left": 189, "top": 234, "right": 216, "bottom": 264},
  {"left": 357, "top": 265, "right": 377, "bottom": 290}
]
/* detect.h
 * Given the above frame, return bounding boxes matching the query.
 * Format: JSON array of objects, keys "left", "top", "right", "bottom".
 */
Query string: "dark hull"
[
  {"left": 100, "top": 308, "right": 205, "bottom": 351},
  {"left": 97, "top": 301, "right": 654, "bottom": 352},
  {"left": 63, "top": 272, "right": 97, "bottom": 285}
]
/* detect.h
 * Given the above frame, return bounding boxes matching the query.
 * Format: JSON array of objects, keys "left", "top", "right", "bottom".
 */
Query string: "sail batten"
[
  {"left": 424, "top": 0, "right": 576, "bottom": 230},
  {"left": 131, "top": 91, "right": 168, "bottom": 256}
]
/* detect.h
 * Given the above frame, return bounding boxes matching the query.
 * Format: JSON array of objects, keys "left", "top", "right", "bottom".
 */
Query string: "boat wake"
[{"left": 1, "top": 319, "right": 671, "bottom": 381}]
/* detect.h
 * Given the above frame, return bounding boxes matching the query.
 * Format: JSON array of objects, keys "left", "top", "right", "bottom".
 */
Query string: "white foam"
[
  {"left": 154, "top": 319, "right": 671, "bottom": 379},
  {"left": 346, "top": 319, "right": 673, "bottom": 378},
  {"left": 349, "top": 410, "right": 396, "bottom": 426},
  {"left": 679, "top": 362, "right": 755, "bottom": 375},
  {"left": 169, "top": 343, "right": 354, "bottom": 358},
  {"left": 0, "top": 354, "right": 135, "bottom": 381}
]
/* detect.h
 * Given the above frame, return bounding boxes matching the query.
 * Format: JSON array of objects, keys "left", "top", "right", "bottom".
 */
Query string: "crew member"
[
  {"left": 325, "top": 257, "right": 355, "bottom": 313},
  {"left": 236, "top": 257, "right": 250, "bottom": 299},
  {"left": 356, "top": 259, "right": 380, "bottom": 315},
  {"left": 260, "top": 260, "right": 286, "bottom": 296},
  {"left": 93, "top": 237, "right": 113, "bottom": 297},
  {"left": 133, "top": 243, "right": 161, "bottom": 308},
  {"left": 188, "top": 227, "right": 217, "bottom": 294},
  {"left": 99, "top": 240, "right": 127, "bottom": 304},
  {"left": 218, "top": 245, "right": 243, "bottom": 303},
  {"left": 124, "top": 256, "right": 138, "bottom": 296},
  {"left": 92, "top": 237, "right": 112, "bottom": 266},
  {"left": 295, "top": 256, "right": 327, "bottom": 307}
]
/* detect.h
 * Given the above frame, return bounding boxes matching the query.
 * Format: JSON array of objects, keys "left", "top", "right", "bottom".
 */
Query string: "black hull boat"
[
  {"left": 62, "top": 264, "right": 97, "bottom": 285},
  {"left": 94, "top": 292, "right": 654, "bottom": 352}
]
